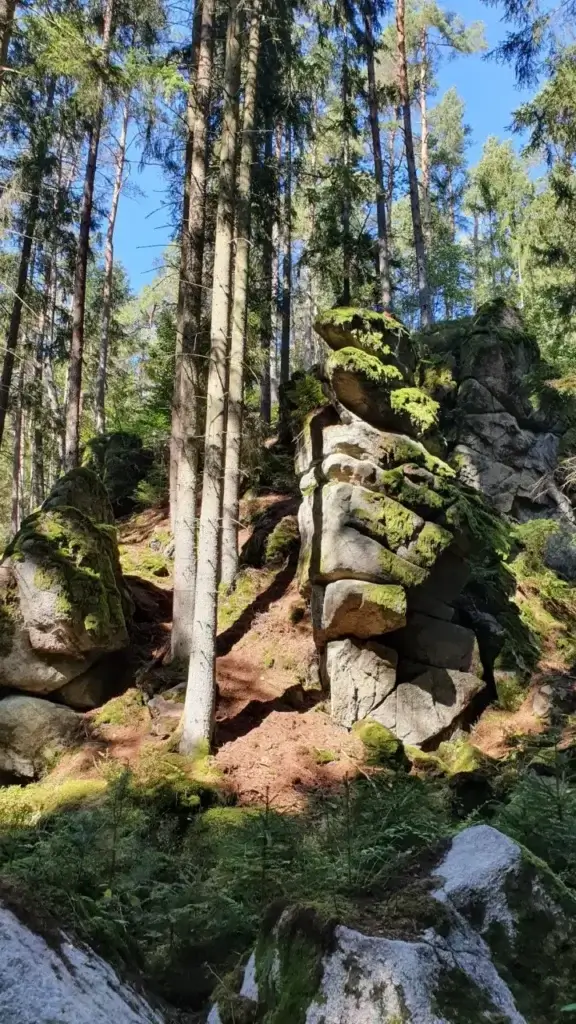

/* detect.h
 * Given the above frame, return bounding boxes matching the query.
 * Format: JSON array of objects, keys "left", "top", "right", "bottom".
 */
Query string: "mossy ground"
[{"left": 93, "top": 688, "right": 146, "bottom": 726}]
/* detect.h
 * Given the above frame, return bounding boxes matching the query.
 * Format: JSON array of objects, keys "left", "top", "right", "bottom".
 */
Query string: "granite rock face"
[
  {"left": 296, "top": 307, "right": 491, "bottom": 746},
  {"left": 0, "top": 468, "right": 131, "bottom": 704},
  {"left": 210, "top": 825, "right": 576, "bottom": 1023}
]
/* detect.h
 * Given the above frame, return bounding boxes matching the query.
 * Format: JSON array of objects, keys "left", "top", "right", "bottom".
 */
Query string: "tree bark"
[
  {"left": 171, "top": 0, "right": 216, "bottom": 662},
  {"left": 419, "top": 27, "right": 431, "bottom": 246},
  {"left": 396, "top": 0, "right": 432, "bottom": 326},
  {"left": 64, "top": 0, "right": 114, "bottom": 470},
  {"left": 95, "top": 95, "right": 130, "bottom": 435},
  {"left": 259, "top": 125, "right": 274, "bottom": 424},
  {"left": 170, "top": 1, "right": 203, "bottom": 524},
  {"left": 280, "top": 128, "right": 292, "bottom": 386},
  {"left": 10, "top": 356, "right": 24, "bottom": 535},
  {"left": 181, "top": 0, "right": 242, "bottom": 750},
  {"left": 364, "top": 7, "right": 391, "bottom": 309},
  {"left": 31, "top": 258, "right": 53, "bottom": 508},
  {"left": 0, "top": 0, "right": 16, "bottom": 96},
  {"left": 341, "top": 33, "right": 351, "bottom": 306},
  {"left": 220, "top": 0, "right": 262, "bottom": 591},
  {"left": 0, "top": 82, "right": 55, "bottom": 449}
]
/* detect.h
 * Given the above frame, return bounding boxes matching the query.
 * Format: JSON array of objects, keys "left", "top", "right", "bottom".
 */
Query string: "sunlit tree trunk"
[
  {"left": 341, "top": 32, "right": 351, "bottom": 306},
  {"left": 220, "top": 0, "right": 262, "bottom": 591},
  {"left": 259, "top": 124, "right": 274, "bottom": 424},
  {"left": 396, "top": 0, "right": 432, "bottom": 326},
  {"left": 181, "top": 0, "right": 242, "bottom": 751},
  {"left": 171, "top": 0, "right": 216, "bottom": 661},
  {"left": 419, "top": 26, "right": 431, "bottom": 245},
  {"left": 95, "top": 96, "right": 130, "bottom": 435},
  {"left": 281, "top": 127, "right": 292, "bottom": 386},
  {"left": 364, "top": 7, "right": 391, "bottom": 309},
  {"left": 11, "top": 356, "right": 25, "bottom": 535},
  {"left": 64, "top": 0, "right": 114, "bottom": 470}
]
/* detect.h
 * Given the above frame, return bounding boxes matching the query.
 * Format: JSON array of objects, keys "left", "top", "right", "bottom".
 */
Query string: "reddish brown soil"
[{"left": 471, "top": 699, "right": 545, "bottom": 759}]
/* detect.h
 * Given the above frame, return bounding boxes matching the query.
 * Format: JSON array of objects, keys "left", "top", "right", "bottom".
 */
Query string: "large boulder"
[
  {"left": 372, "top": 668, "right": 485, "bottom": 747},
  {"left": 83, "top": 432, "right": 154, "bottom": 517},
  {"left": 326, "top": 638, "right": 398, "bottom": 728},
  {"left": 210, "top": 825, "right": 576, "bottom": 1023},
  {"left": 0, "top": 469, "right": 130, "bottom": 698},
  {"left": 0, "top": 895, "right": 164, "bottom": 1023},
  {"left": 0, "top": 695, "right": 81, "bottom": 779},
  {"left": 313, "top": 580, "right": 406, "bottom": 643}
]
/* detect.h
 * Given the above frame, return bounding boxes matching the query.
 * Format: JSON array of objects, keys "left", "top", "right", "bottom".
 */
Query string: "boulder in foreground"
[{"left": 209, "top": 824, "right": 576, "bottom": 1023}]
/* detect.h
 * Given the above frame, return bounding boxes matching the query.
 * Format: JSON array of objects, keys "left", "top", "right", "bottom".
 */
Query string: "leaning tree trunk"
[
  {"left": 181, "top": 0, "right": 242, "bottom": 751},
  {"left": 171, "top": 0, "right": 216, "bottom": 662},
  {"left": 95, "top": 96, "right": 130, "bottom": 435},
  {"left": 220, "top": 0, "right": 262, "bottom": 591},
  {"left": 396, "top": 0, "right": 432, "bottom": 327},
  {"left": 64, "top": 0, "right": 113, "bottom": 470},
  {"left": 0, "top": 0, "right": 16, "bottom": 96},
  {"left": 364, "top": 8, "right": 391, "bottom": 309}
]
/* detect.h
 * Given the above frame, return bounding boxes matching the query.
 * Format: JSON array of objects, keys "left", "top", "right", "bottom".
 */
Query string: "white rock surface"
[{"left": 0, "top": 902, "right": 164, "bottom": 1023}]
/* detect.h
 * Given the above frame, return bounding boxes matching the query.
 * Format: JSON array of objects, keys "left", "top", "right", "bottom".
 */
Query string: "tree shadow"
[
  {"left": 216, "top": 556, "right": 298, "bottom": 657},
  {"left": 214, "top": 685, "right": 323, "bottom": 748}
]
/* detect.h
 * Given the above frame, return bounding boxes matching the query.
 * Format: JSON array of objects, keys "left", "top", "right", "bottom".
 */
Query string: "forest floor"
[{"left": 49, "top": 497, "right": 549, "bottom": 807}]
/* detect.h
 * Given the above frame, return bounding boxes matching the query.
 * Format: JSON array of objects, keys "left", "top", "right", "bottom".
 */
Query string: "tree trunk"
[
  {"left": 31, "top": 258, "right": 52, "bottom": 508},
  {"left": 220, "top": 0, "right": 262, "bottom": 591},
  {"left": 419, "top": 27, "right": 431, "bottom": 245},
  {"left": 364, "top": 8, "right": 391, "bottom": 309},
  {"left": 95, "top": 96, "right": 130, "bottom": 435},
  {"left": 171, "top": 0, "right": 216, "bottom": 662},
  {"left": 64, "top": 0, "right": 113, "bottom": 470},
  {"left": 396, "top": 0, "right": 432, "bottom": 326},
  {"left": 341, "top": 33, "right": 351, "bottom": 307},
  {"left": 0, "top": 0, "right": 16, "bottom": 95},
  {"left": 280, "top": 128, "right": 292, "bottom": 386},
  {"left": 181, "top": 0, "right": 242, "bottom": 751},
  {"left": 10, "top": 357, "right": 24, "bottom": 535},
  {"left": 259, "top": 125, "right": 273, "bottom": 424},
  {"left": 170, "top": 1, "right": 203, "bottom": 524}
]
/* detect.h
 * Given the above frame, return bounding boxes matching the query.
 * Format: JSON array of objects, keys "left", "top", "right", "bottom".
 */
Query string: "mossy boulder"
[
  {"left": 0, "top": 695, "right": 81, "bottom": 780},
  {"left": 352, "top": 718, "right": 405, "bottom": 766},
  {"left": 0, "top": 469, "right": 130, "bottom": 697},
  {"left": 217, "top": 825, "right": 576, "bottom": 1023},
  {"left": 313, "top": 580, "right": 406, "bottom": 643}
]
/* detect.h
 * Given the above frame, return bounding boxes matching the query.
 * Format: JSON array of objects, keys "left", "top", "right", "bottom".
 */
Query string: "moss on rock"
[
  {"left": 255, "top": 904, "right": 335, "bottom": 1024},
  {"left": 353, "top": 720, "right": 404, "bottom": 766},
  {"left": 265, "top": 516, "right": 300, "bottom": 565},
  {"left": 315, "top": 307, "right": 409, "bottom": 358},
  {"left": 390, "top": 387, "right": 439, "bottom": 436},
  {"left": 42, "top": 467, "right": 115, "bottom": 525},
  {"left": 328, "top": 347, "right": 404, "bottom": 385}
]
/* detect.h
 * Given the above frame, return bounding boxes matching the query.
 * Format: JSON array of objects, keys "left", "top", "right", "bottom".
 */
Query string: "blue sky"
[{"left": 114, "top": 0, "right": 536, "bottom": 293}]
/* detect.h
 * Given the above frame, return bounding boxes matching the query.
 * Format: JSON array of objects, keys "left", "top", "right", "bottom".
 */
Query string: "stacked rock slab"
[{"left": 296, "top": 308, "right": 487, "bottom": 747}]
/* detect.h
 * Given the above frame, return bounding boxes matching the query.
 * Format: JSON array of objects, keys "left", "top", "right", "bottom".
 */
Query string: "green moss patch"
[
  {"left": 390, "top": 387, "right": 440, "bottom": 435},
  {"left": 256, "top": 904, "right": 335, "bottom": 1024},
  {"left": 315, "top": 307, "right": 409, "bottom": 357},
  {"left": 328, "top": 347, "right": 404, "bottom": 385},
  {"left": 353, "top": 720, "right": 404, "bottom": 766}
]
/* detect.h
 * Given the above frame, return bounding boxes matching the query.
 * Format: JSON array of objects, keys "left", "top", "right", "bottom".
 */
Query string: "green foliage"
[
  {"left": 352, "top": 720, "right": 404, "bottom": 766},
  {"left": 328, "top": 346, "right": 403, "bottom": 384},
  {"left": 265, "top": 516, "right": 300, "bottom": 565}
]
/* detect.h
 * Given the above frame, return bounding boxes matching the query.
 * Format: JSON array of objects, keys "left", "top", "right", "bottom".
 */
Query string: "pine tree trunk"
[
  {"left": 181, "top": 0, "right": 242, "bottom": 751},
  {"left": 10, "top": 357, "right": 24, "bottom": 535},
  {"left": 220, "top": 0, "right": 262, "bottom": 591},
  {"left": 341, "top": 35, "right": 351, "bottom": 307},
  {"left": 364, "top": 9, "right": 391, "bottom": 309},
  {"left": 419, "top": 27, "right": 431, "bottom": 245},
  {"left": 96, "top": 96, "right": 129, "bottom": 435},
  {"left": 0, "top": 80, "right": 56, "bottom": 449},
  {"left": 170, "top": 2, "right": 203, "bottom": 524},
  {"left": 64, "top": 0, "right": 113, "bottom": 470},
  {"left": 171, "top": 0, "right": 216, "bottom": 662},
  {"left": 0, "top": 0, "right": 16, "bottom": 95},
  {"left": 31, "top": 258, "right": 52, "bottom": 507},
  {"left": 259, "top": 125, "right": 274, "bottom": 424},
  {"left": 280, "top": 128, "right": 292, "bottom": 386},
  {"left": 396, "top": 0, "right": 432, "bottom": 326}
]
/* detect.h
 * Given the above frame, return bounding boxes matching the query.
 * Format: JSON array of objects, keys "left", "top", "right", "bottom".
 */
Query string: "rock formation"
[
  {"left": 209, "top": 824, "right": 575, "bottom": 1023},
  {"left": 296, "top": 302, "right": 566, "bottom": 747},
  {"left": 0, "top": 467, "right": 131, "bottom": 712},
  {"left": 0, "top": 895, "right": 164, "bottom": 1023}
]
